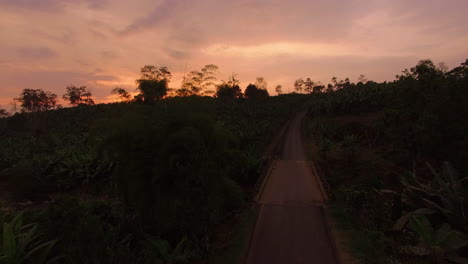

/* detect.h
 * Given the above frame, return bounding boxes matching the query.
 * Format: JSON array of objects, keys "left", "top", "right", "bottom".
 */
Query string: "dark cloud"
[
  {"left": 164, "top": 48, "right": 189, "bottom": 60},
  {"left": 16, "top": 47, "right": 57, "bottom": 59}
]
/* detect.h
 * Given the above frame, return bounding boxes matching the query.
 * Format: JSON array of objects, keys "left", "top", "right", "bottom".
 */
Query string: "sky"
[{"left": 0, "top": 0, "right": 467, "bottom": 107}]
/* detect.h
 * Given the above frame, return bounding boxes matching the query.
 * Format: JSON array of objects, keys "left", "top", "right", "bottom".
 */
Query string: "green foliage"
[
  {"left": 144, "top": 236, "right": 193, "bottom": 264},
  {"left": 306, "top": 59, "right": 468, "bottom": 263},
  {"left": 405, "top": 215, "right": 468, "bottom": 263},
  {"left": 0, "top": 212, "right": 59, "bottom": 264},
  {"left": 400, "top": 162, "right": 468, "bottom": 232},
  {"left": 26, "top": 197, "right": 136, "bottom": 264}
]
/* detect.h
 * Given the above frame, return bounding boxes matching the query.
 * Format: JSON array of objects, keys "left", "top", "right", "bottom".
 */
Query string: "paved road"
[{"left": 245, "top": 112, "right": 339, "bottom": 264}]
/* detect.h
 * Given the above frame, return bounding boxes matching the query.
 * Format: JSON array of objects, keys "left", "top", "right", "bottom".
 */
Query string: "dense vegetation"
[
  {"left": 305, "top": 59, "right": 468, "bottom": 263},
  {"left": 0, "top": 94, "right": 304, "bottom": 263},
  {"left": 0, "top": 58, "right": 466, "bottom": 263}
]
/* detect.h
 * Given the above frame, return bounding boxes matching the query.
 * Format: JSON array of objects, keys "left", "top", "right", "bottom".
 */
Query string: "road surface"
[{"left": 245, "top": 112, "right": 339, "bottom": 264}]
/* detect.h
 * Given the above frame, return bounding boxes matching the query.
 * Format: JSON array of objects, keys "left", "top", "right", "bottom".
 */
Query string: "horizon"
[{"left": 1, "top": 0, "right": 467, "bottom": 107}]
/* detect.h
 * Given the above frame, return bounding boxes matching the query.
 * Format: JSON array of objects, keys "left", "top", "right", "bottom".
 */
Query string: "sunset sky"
[{"left": 0, "top": 0, "right": 467, "bottom": 107}]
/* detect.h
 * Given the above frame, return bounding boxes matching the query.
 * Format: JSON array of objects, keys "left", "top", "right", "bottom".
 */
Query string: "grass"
[
  {"left": 328, "top": 204, "right": 388, "bottom": 264},
  {"left": 207, "top": 207, "right": 258, "bottom": 264}
]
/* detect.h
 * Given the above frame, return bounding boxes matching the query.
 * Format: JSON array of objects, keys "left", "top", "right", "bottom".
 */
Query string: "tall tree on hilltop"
[
  {"left": 275, "top": 85, "right": 283, "bottom": 95},
  {"left": 180, "top": 64, "right": 219, "bottom": 96},
  {"left": 17, "top": 88, "right": 60, "bottom": 112},
  {"left": 294, "top": 78, "right": 304, "bottom": 93},
  {"left": 63, "top": 85, "right": 94, "bottom": 106},
  {"left": 254, "top": 77, "right": 268, "bottom": 90},
  {"left": 245, "top": 84, "right": 269, "bottom": 99},
  {"left": 111, "top": 87, "right": 131, "bottom": 102},
  {"left": 136, "top": 65, "right": 171, "bottom": 103},
  {"left": 215, "top": 73, "right": 243, "bottom": 98},
  {"left": 303, "top": 78, "right": 315, "bottom": 93}
]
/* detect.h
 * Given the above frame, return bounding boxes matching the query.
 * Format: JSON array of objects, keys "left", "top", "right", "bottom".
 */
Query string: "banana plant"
[
  {"left": 399, "top": 161, "right": 468, "bottom": 232},
  {"left": 0, "top": 213, "right": 60, "bottom": 264},
  {"left": 145, "top": 236, "right": 191, "bottom": 264},
  {"left": 404, "top": 215, "right": 468, "bottom": 264}
]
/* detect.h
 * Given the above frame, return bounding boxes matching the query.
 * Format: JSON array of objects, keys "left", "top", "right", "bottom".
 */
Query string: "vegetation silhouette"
[
  {"left": 0, "top": 58, "right": 466, "bottom": 263},
  {"left": 63, "top": 85, "right": 94, "bottom": 106},
  {"left": 180, "top": 64, "right": 219, "bottom": 96},
  {"left": 16, "top": 89, "right": 60, "bottom": 112},
  {"left": 244, "top": 84, "right": 269, "bottom": 99},
  {"left": 135, "top": 65, "right": 171, "bottom": 103},
  {"left": 0, "top": 108, "right": 9, "bottom": 118},
  {"left": 111, "top": 87, "right": 131, "bottom": 102}
]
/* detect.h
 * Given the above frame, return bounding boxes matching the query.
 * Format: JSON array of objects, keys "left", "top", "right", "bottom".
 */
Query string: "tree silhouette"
[
  {"left": 111, "top": 87, "right": 131, "bottom": 102},
  {"left": 17, "top": 89, "right": 59, "bottom": 112},
  {"left": 0, "top": 107, "right": 8, "bottom": 117},
  {"left": 294, "top": 78, "right": 304, "bottom": 93},
  {"left": 312, "top": 82, "right": 325, "bottom": 93},
  {"left": 181, "top": 64, "right": 219, "bottom": 96},
  {"left": 358, "top": 74, "right": 368, "bottom": 83},
  {"left": 139, "top": 65, "right": 171, "bottom": 82},
  {"left": 63, "top": 85, "right": 94, "bottom": 106},
  {"left": 448, "top": 59, "right": 468, "bottom": 79},
  {"left": 244, "top": 84, "right": 258, "bottom": 99},
  {"left": 303, "top": 78, "right": 314, "bottom": 93},
  {"left": 254, "top": 77, "right": 268, "bottom": 90},
  {"left": 275, "top": 85, "right": 283, "bottom": 95},
  {"left": 215, "top": 73, "right": 242, "bottom": 98},
  {"left": 136, "top": 65, "right": 171, "bottom": 103},
  {"left": 245, "top": 84, "right": 269, "bottom": 99}
]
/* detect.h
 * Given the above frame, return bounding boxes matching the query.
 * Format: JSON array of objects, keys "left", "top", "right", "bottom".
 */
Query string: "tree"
[
  {"left": 180, "top": 64, "right": 219, "bottom": 96},
  {"left": 17, "top": 89, "right": 59, "bottom": 112},
  {"left": 294, "top": 78, "right": 304, "bottom": 93},
  {"left": 303, "top": 78, "right": 315, "bottom": 93},
  {"left": 312, "top": 82, "right": 325, "bottom": 93},
  {"left": 358, "top": 74, "right": 368, "bottom": 83},
  {"left": 111, "top": 87, "right": 131, "bottom": 102},
  {"left": 200, "top": 64, "right": 219, "bottom": 95},
  {"left": 136, "top": 65, "right": 172, "bottom": 103},
  {"left": 215, "top": 73, "right": 243, "bottom": 98},
  {"left": 448, "top": 59, "right": 468, "bottom": 79},
  {"left": 140, "top": 65, "right": 171, "bottom": 82},
  {"left": 0, "top": 107, "right": 8, "bottom": 117},
  {"left": 254, "top": 77, "right": 268, "bottom": 90},
  {"left": 245, "top": 83, "right": 269, "bottom": 99},
  {"left": 275, "top": 85, "right": 283, "bottom": 95},
  {"left": 63, "top": 85, "right": 94, "bottom": 106}
]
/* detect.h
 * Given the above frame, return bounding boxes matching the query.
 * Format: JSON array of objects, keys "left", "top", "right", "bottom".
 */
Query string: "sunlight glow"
[{"left": 202, "top": 42, "right": 354, "bottom": 57}]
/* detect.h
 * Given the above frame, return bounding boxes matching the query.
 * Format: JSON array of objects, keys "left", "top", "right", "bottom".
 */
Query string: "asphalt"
[{"left": 245, "top": 112, "right": 339, "bottom": 264}]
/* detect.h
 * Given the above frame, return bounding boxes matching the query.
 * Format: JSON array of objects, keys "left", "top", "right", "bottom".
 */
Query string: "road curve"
[{"left": 245, "top": 112, "right": 339, "bottom": 264}]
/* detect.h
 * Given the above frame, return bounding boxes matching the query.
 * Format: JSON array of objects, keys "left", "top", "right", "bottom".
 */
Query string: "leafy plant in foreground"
[
  {"left": 399, "top": 162, "right": 468, "bottom": 232},
  {"left": 404, "top": 215, "right": 468, "bottom": 264},
  {"left": 0, "top": 213, "right": 59, "bottom": 264}
]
